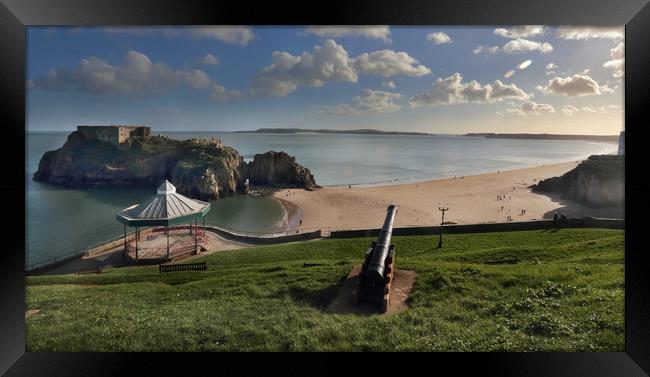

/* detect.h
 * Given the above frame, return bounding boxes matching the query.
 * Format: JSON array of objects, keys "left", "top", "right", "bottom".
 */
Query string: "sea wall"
[
  {"left": 328, "top": 217, "right": 624, "bottom": 239},
  {"left": 206, "top": 225, "right": 322, "bottom": 245}
]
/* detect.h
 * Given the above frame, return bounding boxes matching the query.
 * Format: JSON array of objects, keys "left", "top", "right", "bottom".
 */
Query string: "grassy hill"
[{"left": 26, "top": 228, "right": 624, "bottom": 352}]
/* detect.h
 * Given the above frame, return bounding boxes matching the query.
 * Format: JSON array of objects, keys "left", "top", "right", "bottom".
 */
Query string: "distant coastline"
[
  {"left": 464, "top": 133, "right": 619, "bottom": 142},
  {"left": 28, "top": 129, "right": 620, "bottom": 143},
  {"left": 233, "top": 128, "right": 434, "bottom": 136}
]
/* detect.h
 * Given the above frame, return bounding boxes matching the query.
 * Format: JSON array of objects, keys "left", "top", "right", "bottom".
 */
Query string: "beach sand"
[{"left": 274, "top": 161, "right": 624, "bottom": 231}]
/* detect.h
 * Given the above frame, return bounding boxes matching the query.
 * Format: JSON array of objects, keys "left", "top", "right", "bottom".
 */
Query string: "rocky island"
[
  {"left": 532, "top": 155, "right": 624, "bottom": 207},
  {"left": 33, "top": 125, "right": 318, "bottom": 200}
]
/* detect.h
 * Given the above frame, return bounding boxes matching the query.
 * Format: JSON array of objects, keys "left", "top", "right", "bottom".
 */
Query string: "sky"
[{"left": 27, "top": 26, "right": 624, "bottom": 135}]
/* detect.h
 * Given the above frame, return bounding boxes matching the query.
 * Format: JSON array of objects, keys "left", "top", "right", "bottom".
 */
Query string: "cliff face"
[
  {"left": 33, "top": 131, "right": 317, "bottom": 200},
  {"left": 532, "top": 155, "right": 624, "bottom": 207},
  {"left": 243, "top": 151, "right": 317, "bottom": 190}
]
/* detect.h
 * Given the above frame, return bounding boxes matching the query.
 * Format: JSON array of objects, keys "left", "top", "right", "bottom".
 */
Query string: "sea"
[{"left": 26, "top": 131, "right": 617, "bottom": 267}]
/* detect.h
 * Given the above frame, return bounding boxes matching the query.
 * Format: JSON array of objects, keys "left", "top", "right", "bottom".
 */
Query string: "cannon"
[{"left": 358, "top": 205, "right": 398, "bottom": 307}]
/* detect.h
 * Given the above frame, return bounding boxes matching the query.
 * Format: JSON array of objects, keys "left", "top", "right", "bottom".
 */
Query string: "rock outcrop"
[
  {"left": 33, "top": 130, "right": 317, "bottom": 200},
  {"left": 243, "top": 151, "right": 317, "bottom": 190},
  {"left": 532, "top": 155, "right": 624, "bottom": 207}
]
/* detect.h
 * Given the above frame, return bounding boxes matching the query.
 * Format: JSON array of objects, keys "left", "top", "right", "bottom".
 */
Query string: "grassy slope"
[{"left": 26, "top": 229, "right": 624, "bottom": 352}]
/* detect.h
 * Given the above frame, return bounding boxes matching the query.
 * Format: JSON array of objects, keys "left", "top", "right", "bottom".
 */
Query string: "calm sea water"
[{"left": 26, "top": 131, "right": 617, "bottom": 267}]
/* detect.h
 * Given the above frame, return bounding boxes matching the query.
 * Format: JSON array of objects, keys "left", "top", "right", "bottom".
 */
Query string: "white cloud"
[
  {"left": 210, "top": 84, "right": 241, "bottom": 102},
  {"left": 502, "top": 38, "right": 553, "bottom": 54},
  {"left": 382, "top": 80, "right": 396, "bottom": 89},
  {"left": 494, "top": 26, "right": 546, "bottom": 39},
  {"left": 504, "top": 70, "right": 515, "bottom": 78},
  {"left": 562, "top": 105, "right": 580, "bottom": 116},
  {"left": 536, "top": 74, "right": 604, "bottom": 97},
  {"left": 103, "top": 26, "right": 255, "bottom": 46},
  {"left": 102, "top": 27, "right": 181, "bottom": 37},
  {"left": 473, "top": 45, "right": 500, "bottom": 54},
  {"left": 600, "top": 81, "right": 616, "bottom": 93},
  {"left": 580, "top": 105, "right": 607, "bottom": 114},
  {"left": 507, "top": 100, "right": 555, "bottom": 116},
  {"left": 31, "top": 50, "right": 241, "bottom": 102},
  {"left": 603, "top": 42, "right": 624, "bottom": 78},
  {"left": 518, "top": 60, "right": 532, "bottom": 69},
  {"left": 546, "top": 70, "right": 556, "bottom": 76},
  {"left": 610, "top": 42, "right": 625, "bottom": 59},
  {"left": 319, "top": 89, "right": 402, "bottom": 115},
  {"left": 427, "top": 32, "right": 452, "bottom": 45},
  {"left": 251, "top": 40, "right": 430, "bottom": 96},
  {"left": 562, "top": 104, "right": 619, "bottom": 116},
  {"left": 250, "top": 39, "right": 357, "bottom": 96},
  {"left": 409, "top": 72, "right": 530, "bottom": 107},
  {"left": 188, "top": 26, "right": 255, "bottom": 46},
  {"left": 31, "top": 50, "right": 217, "bottom": 95},
  {"left": 303, "top": 26, "right": 391, "bottom": 43},
  {"left": 546, "top": 62, "right": 558, "bottom": 70},
  {"left": 556, "top": 26, "right": 624, "bottom": 40},
  {"left": 522, "top": 101, "right": 555, "bottom": 114},
  {"left": 197, "top": 53, "right": 219, "bottom": 66},
  {"left": 353, "top": 50, "right": 431, "bottom": 77}
]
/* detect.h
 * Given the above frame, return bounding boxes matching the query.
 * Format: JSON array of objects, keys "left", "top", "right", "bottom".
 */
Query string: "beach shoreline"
[
  {"left": 274, "top": 196, "right": 302, "bottom": 231},
  {"left": 273, "top": 160, "right": 624, "bottom": 231}
]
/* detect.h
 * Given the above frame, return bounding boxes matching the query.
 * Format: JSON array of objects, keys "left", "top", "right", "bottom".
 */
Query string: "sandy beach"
[{"left": 274, "top": 161, "right": 624, "bottom": 231}]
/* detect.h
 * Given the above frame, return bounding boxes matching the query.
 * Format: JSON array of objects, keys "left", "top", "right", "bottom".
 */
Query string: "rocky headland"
[
  {"left": 532, "top": 155, "right": 624, "bottom": 207},
  {"left": 33, "top": 130, "right": 318, "bottom": 200}
]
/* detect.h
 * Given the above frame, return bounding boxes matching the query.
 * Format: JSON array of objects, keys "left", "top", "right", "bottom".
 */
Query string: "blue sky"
[{"left": 27, "top": 26, "right": 624, "bottom": 134}]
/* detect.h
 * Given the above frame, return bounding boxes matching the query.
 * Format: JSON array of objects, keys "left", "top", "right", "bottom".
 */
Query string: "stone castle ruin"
[{"left": 77, "top": 125, "right": 151, "bottom": 146}]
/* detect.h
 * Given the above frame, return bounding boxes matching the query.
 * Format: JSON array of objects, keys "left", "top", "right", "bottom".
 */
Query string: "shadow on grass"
[
  {"left": 270, "top": 273, "right": 348, "bottom": 311},
  {"left": 283, "top": 284, "right": 343, "bottom": 311}
]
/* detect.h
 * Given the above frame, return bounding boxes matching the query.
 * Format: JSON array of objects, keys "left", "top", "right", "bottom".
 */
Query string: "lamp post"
[{"left": 437, "top": 205, "right": 449, "bottom": 249}]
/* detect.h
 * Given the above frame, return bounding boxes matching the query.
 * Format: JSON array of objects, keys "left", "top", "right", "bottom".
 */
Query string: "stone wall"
[{"left": 77, "top": 125, "right": 151, "bottom": 145}]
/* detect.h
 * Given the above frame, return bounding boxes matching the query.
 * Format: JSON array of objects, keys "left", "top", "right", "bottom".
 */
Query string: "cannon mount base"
[{"left": 357, "top": 245, "right": 396, "bottom": 312}]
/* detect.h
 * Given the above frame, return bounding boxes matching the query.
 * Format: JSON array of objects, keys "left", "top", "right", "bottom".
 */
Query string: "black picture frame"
[{"left": 1, "top": 0, "right": 649, "bottom": 375}]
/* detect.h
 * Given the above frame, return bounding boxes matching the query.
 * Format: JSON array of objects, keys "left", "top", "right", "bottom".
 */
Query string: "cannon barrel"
[{"left": 364, "top": 205, "right": 398, "bottom": 287}]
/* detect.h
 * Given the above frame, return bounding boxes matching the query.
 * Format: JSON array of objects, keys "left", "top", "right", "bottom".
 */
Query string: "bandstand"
[{"left": 116, "top": 180, "right": 211, "bottom": 260}]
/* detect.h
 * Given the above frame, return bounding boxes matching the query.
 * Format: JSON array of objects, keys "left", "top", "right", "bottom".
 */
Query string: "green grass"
[{"left": 26, "top": 228, "right": 624, "bottom": 351}]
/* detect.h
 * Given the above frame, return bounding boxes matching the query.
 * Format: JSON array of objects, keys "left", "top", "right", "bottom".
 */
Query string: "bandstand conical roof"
[{"left": 116, "top": 180, "right": 211, "bottom": 226}]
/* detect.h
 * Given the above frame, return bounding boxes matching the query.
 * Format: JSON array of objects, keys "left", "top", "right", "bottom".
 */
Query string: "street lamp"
[{"left": 437, "top": 205, "right": 449, "bottom": 249}]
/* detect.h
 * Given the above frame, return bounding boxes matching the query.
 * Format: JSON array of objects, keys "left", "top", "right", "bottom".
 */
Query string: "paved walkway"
[{"left": 33, "top": 230, "right": 252, "bottom": 275}]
